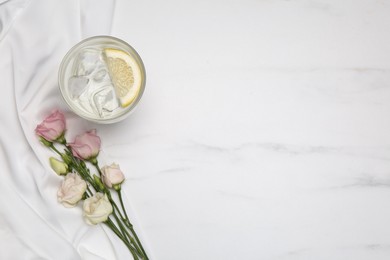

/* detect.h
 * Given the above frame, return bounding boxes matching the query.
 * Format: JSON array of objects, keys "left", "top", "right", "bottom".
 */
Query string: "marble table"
[
  {"left": 117, "top": 1, "right": 390, "bottom": 259},
  {"left": 1, "top": 0, "right": 390, "bottom": 259}
]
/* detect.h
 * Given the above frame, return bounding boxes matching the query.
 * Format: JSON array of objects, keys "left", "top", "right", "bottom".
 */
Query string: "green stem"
[
  {"left": 105, "top": 219, "right": 139, "bottom": 259},
  {"left": 129, "top": 226, "right": 148, "bottom": 260},
  {"left": 112, "top": 200, "right": 127, "bottom": 222},
  {"left": 64, "top": 146, "right": 99, "bottom": 191},
  {"left": 112, "top": 210, "right": 144, "bottom": 258},
  {"left": 92, "top": 161, "right": 103, "bottom": 176},
  {"left": 50, "top": 144, "right": 62, "bottom": 157},
  {"left": 86, "top": 186, "right": 94, "bottom": 197},
  {"left": 94, "top": 162, "right": 147, "bottom": 259},
  {"left": 105, "top": 191, "right": 144, "bottom": 258},
  {"left": 118, "top": 189, "right": 148, "bottom": 259},
  {"left": 118, "top": 189, "right": 131, "bottom": 226}
]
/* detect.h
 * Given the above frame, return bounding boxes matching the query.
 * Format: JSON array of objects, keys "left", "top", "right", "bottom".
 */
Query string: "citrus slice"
[{"left": 103, "top": 48, "right": 142, "bottom": 107}]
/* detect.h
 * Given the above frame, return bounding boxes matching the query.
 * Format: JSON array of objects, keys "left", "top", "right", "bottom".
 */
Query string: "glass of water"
[{"left": 58, "top": 36, "right": 146, "bottom": 124}]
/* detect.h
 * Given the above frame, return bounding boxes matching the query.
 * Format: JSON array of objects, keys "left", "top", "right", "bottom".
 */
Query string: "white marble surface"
[
  {"left": 2, "top": 0, "right": 390, "bottom": 259},
  {"left": 109, "top": 1, "right": 390, "bottom": 259}
]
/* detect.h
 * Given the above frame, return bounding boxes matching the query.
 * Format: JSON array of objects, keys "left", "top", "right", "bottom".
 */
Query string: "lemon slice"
[{"left": 103, "top": 48, "right": 142, "bottom": 107}]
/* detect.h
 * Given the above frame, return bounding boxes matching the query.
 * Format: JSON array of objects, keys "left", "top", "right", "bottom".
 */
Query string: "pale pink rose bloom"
[
  {"left": 69, "top": 129, "right": 101, "bottom": 160},
  {"left": 83, "top": 192, "right": 113, "bottom": 225},
  {"left": 101, "top": 163, "right": 125, "bottom": 188},
  {"left": 57, "top": 173, "right": 87, "bottom": 208},
  {"left": 35, "top": 110, "right": 66, "bottom": 141}
]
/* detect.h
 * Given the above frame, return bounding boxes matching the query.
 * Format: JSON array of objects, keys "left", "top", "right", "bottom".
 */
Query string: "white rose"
[
  {"left": 83, "top": 192, "right": 113, "bottom": 225},
  {"left": 57, "top": 173, "right": 87, "bottom": 208},
  {"left": 101, "top": 163, "right": 125, "bottom": 189}
]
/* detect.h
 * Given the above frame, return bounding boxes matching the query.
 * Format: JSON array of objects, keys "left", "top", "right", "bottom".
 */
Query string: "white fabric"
[
  {"left": 0, "top": 0, "right": 29, "bottom": 41},
  {"left": 0, "top": 0, "right": 135, "bottom": 259}
]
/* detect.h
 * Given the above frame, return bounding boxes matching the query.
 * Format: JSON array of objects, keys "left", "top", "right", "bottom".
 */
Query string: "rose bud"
[{"left": 49, "top": 157, "right": 68, "bottom": 176}]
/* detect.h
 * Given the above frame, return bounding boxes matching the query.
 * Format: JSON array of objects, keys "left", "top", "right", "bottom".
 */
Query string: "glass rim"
[{"left": 58, "top": 35, "right": 146, "bottom": 124}]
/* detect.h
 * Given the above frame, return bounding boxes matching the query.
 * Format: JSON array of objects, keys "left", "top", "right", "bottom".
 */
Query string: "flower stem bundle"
[{"left": 35, "top": 110, "right": 148, "bottom": 260}]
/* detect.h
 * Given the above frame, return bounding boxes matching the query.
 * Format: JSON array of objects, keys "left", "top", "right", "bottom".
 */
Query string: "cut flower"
[
  {"left": 83, "top": 192, "right": 113, "bottom": 225},
  {"left": 57, "top": 173, "right": 87, "bottom": 208},
  {"left": 69, "top": 129, "right": 101, "bottom": 160},
  {"left": 35, "top": 110, "right": 66, "bottom": 142},
  {"left": 101, "top": 163, "right": 125, "bottom": 189},
  {"left": 36, "top": 111, "right": 149, "bottom": 259}
]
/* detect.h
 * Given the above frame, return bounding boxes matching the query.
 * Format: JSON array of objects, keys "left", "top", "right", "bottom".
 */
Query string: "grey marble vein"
[{"left": 186, "top": 141, "right": 390, "bottom": 161}]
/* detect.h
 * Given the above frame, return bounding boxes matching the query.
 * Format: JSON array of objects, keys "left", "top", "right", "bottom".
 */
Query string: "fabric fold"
[
  {"left": 0, "top": 0, "right": 30, "bottom": 41},
  {"left": 0, "top": 0, "right": 124, "bottom": 259}
]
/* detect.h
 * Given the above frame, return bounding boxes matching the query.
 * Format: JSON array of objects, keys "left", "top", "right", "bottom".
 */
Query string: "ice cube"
[
  {"left": 68, "top": 76, "right": 89, "bottom": 99},
  {"left": 91, "top": 86, "right": 119, "bottom": 118},
  {"left": 74, "top": 48, "right": 102, "bottom": 76},
  {"left": 92, "top": 68, "right": 108, "bottom": 82}
]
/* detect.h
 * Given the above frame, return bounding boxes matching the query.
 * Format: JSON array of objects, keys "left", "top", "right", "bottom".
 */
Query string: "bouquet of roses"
[{"left": 35, "top": 110, "right": 148, "bottom": 260}]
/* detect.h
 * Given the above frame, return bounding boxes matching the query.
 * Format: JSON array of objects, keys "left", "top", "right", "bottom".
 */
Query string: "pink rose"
[
  {"left": 35, "top": 110, "right": 66, "bottom": 142},
  {"left": 101, "top": 163, "right": 125, "bottom": 189},
  {"left": 69, "top": 130, "right": 101, "bottom": 160}
]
